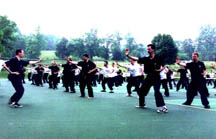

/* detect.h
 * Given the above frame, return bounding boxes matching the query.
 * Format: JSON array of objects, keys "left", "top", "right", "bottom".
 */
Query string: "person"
[
  {"left": 116, "top": 60, "right": 140, "bottom": 97},
  {"left": 176, "top": 52, "right": 210, "bottom": 109},
  {"left": 99, "top": 61, "right": 114, "bottom": 93},
  {"left": 35, "top": 64, "right": 44, "bottom": 86},
  {"left": 176, "top": 66, "right": 189, "bottom": 91},
  {"left": 62, "top": 58, "right": 78, "bottom": 93},
  {"left": 3, "top": 49, "right": 42, "bottom": 108},
  {"left": 70, "top": 54, "right": 97, "bottom": 99},
  {"left": 48, "top": 61, "right": 60, "bottom": 89},
  {"left": 160, "top": 66, "right": 169, "bottom": 97},
  {"left": 43, "top": 65, "right": 50, "bottom": 84},
  {"left": 27, "top": 64, "right": 34, "bottom": 81},
  {"left": 125, "top": 44, "right": 168, "bottom": 113}
]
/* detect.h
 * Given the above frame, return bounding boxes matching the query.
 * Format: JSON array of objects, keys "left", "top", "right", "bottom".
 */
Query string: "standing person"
[
  {"left": 125, "top": 44, "right": 168, "bottom": 113},
  {"left": 176, "top": 52, "right": 210, "bottom": 109},
  {"left": 43, "top": 65, "right": 50, "bottom": 84},
  {"left": 166, "top": 66, "right": 173, "bottom": 89},
  {"left": 21, "top": 66, "right": 26, "bottom": 84},
  {"left": 35, "top": 64, "right": 44, "bottom": 87},
  {"left": 116, "top": 60, "right": 140, "bottom": 97},
  {"left": 176, "top": 66, "right": 189, "bottom": 91},
  {"left": 160, "top": 66, "right": 170, "bottom": 97},
  {"left": 27, "top": 65, "right": 34, "bottom": 81},
  {"left": 48, "top": 61, "right": 60, "bottom": 89},
  {"left": 31, "top": 64, "right": 37, "bottom": 85},
  {"left": 3, "top": 49, "right": 42, "bottom": 108},
  {"left": 62, "top": 58, "right": 77, "bottom": 93},
  {"left": 70, "top": 54, "right": 97, "bottom": 98}
]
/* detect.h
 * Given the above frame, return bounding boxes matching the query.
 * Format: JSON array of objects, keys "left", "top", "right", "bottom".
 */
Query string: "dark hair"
[
  {"left": 104, "top": 61, "right": 108, "bottom": 64},
  {"left": 83, "top": 54, "right": 89, "bottom": 58},
  {"left": 193, "top": 52, "right": 199, "bottom": 57},
  {"left": 16, "top": 49, "right": 23, "bottom": 55},
  {"left": 147, "top": 44, "right": 156, "bottom": 50}
]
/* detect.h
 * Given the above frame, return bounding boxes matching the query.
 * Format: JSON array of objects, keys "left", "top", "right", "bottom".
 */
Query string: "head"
[
  {"left": 16, "top": 49, "right": 24, "bottom": 58},
  {"left": 112, "top": 63, "right": 115, "bottom": 67},
  {"left": 104, "top": 61, "right": 108, "bottom": 67},
  {"left": 38, "top": 64, "right": 41, "bottom": 67},
  {"left": 67, "top": 57, "right": 72, "bottom": 63},
  {"left": 192, "top": 52, "right": 199, "bottom": 62},
  {"left": 147, "top": 44, "right": 156, "bottom": 54},
  {"left": 45, "top": 65, "right": 48, "bottom": 68},
  {"left": 52, "top": 61, "right": 57, "bottom": 66},
  {"left": 82, "top": 54, "right": 89, "bottom": 61}
]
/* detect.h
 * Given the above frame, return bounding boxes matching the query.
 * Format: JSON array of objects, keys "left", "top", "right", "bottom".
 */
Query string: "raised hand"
[
  {"left": 176, "top": 58, "right": 180, "bottom": 64},
  {"left": 125, "top": 48, "right": 130, "bottom": 56}
]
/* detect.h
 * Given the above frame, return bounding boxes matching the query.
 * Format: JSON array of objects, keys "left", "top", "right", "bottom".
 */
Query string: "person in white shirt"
[
  {"left": 43, "top": 65, "right": 51, "bottom": 84},
  {"left": 206, "top": 70, "right": 215, "bottom": 86},
  {"left": 99, "top": 61, "right": 114, "bottom": 93},
  {"left": 160, "top": 66, "right": 169, "bottom": 97},
  {"left": 116, "top": 60, "right": 140, "bottom": 97},
  {"left": 31, "top": 64, "right": 37, "bottom": 85},
  {"left": 0, "top": 59, "right": 5, "bottom": 71},
  {"left": 27, "top": 65, "right": 34, "bottom": 81},
  {"left": 110, "top": 62, "right": 119, "bottom": 88}
]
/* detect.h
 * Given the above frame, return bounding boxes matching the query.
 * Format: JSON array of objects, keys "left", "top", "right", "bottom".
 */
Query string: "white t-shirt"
[
  {"left": 171, "top": 71, "right": 176, "bottom": 79},
  {"left": 101, "top": 66, "right": 113, "bottom": 78},
  {"left": 44, "top": 67, "right": 51, "bottom": 74},
  {"left": 125, "top": 63, "right": 141, "bottom": 77},
  {"left": 110, "top": 66, "right": 118, "bottom": 78},
  {"left": 0, "top": 60, "right": 5, "bottom": 71},
  {"left": 209, "top": 72, "right": 215, "bottom": 78},
  {"left": 160, "top": 67, "right": 168, "bottom": 80}
]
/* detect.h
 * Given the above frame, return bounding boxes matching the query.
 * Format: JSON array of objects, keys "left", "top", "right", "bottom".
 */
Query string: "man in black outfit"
[
  {"left": 176, "top": 52, "right": 210, "bottom": 109},
  {"left": 62, "top": 58, "right": 77, "bottom": 93},
  {"left": 176, "top": 66, "right": 189, "bottom": 91},
  {"left": 70, "top": 54, "right": 97, "bottom": 99},
  {"left": 48, "top": 61, "right": 60, "bottom": 89},
  {"left": 3, "top": 49, "right": 42, "bottom": 108},
  {"left": 125, "top": 44, "right": 168, "bottom": 113},
  {"left": 35, "top": 64, "right": 44, "bottom": 86}
]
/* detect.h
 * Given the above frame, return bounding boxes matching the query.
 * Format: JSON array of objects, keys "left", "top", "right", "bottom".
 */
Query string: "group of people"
[{"left": 1, "top": 45, "right": 216, "bottom": 113}]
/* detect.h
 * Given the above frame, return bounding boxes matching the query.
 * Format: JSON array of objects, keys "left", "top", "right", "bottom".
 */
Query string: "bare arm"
[
  {"left": 125, "top": 48, "right": 139, "bottom": 61},
  {"left": 88, "top": 67, "right": 97, "bottom": 74},
  {"left": 116, "top": 61, "right": 127, "bottom": 69},
  {"left": 176, "top": 58, "right": 186, "bottom": 67},
  {"left": 3, "top": 64, "right": 20, "bottom": 75},
  {"left": 29, "top": 58, "right": 43, "bottom": 64}
]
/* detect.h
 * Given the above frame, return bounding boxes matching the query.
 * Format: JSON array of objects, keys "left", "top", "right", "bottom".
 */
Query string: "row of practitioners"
[{"left": 2, "top": 47, "right": 216, "bottom": 113}]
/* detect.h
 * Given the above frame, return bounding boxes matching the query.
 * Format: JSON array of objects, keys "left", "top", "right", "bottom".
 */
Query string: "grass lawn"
[{"left": 0, "top": 79, "right": 216, "bottom": 139}]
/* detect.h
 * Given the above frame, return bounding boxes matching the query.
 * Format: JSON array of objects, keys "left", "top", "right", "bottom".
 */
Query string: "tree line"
[{"left": 1, "top": 15, "right": 215, "bottom": 65}]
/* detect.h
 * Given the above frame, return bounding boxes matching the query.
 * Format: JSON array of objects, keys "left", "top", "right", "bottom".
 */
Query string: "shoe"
[
  {"left": 10, "top": 102, "right": 23, "bottom": 108},
  {"left": 182, "top": 102, "right": 191, "bottom": 106},
  {"left": 135, "top": 105, "right": 147, "bottom": 109},
  {"left": 8, "top": 99, "right": 12, "bottom": 105},
  {"left": 204, "top": 105, "right": 210, "bottom": 109},
  {"left": 88, "top": 97, "right": 94, "bottom": 99},
  {"left": 126, "top": 94, "right": 132, "bottom": 97},
  {"left": 70, "top": 91, "right": 76, "bottom": 93},
  {"left": 157, "top": 106, "right": 168, "bottom": 113},
  {"left": 109, "top": 90, "right": 114, "bottom": 93},
  {"left": 64, "top": 90, "right": 69, "bottom": 92},
  {"left": 79, "top": 95, "right": 85, "bottom": 98},
  {"left": 101, "top": 90, "right": 106, "bottom": 92}
]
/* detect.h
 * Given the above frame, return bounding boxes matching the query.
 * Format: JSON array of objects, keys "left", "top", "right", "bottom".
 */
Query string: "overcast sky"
[{"left": 0, "top": 0, "right": 216, "bottom": 43}]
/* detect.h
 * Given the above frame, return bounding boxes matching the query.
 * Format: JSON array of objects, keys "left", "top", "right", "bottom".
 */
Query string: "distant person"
[
  {"left": 48, "top": 61, "right": 60, "bottom": 89},
  {"left": 3, "top": 49, "right": 42, "bottom": 108}
]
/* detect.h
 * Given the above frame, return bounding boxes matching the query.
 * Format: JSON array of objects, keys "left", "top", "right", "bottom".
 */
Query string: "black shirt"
[
  {"left": 49, "top": 66, "right": 60, "bottom": 75},
  {"left": 62, "top": 63, "right": 77, "bottom": 75},
  {"left": 5, "top": 57, "right": 29, "bottom": 75},
  {"left": 35, "top": 67, "right": 44, "bottom": 75},
  {"left": 186, "top": 61, "right": 206, "bottom": 80},
  {"left": 77, "top": 60, "right": 96, "bottom": 76},
  {"left": 138, "top": 56, "right": 164, "bottom": 75},
  {"left": 177, "top": 69, "right": 187, "bottom": 79}
]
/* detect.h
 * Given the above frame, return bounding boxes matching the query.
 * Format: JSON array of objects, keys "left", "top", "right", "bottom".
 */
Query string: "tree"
[
  {"left": 196, "top": 25, "right": 216, "bottom": 61},
  {"left": 0, "top": 15, "right": 17, "bottom": 57},
  {"left": 181, "top": 39, "right": 196, "bottom": 59},
  {"left": 55, "top": 38, "right": 69, "bottom": 59},
  {"left": 152, "top": 34, "right": 178, "bottom": 64}
]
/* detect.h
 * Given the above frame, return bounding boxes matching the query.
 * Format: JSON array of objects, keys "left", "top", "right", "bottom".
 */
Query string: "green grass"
[{"left": 1, "top": 79, "right": 216, "bottom": 139}]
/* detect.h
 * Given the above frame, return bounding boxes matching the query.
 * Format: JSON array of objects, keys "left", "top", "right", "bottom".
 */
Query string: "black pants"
[
  {"left": 32, "top": 74, "right": 37, "bottom": 85},
  {"left": 63, "top": 75, "right": 75, "bottom": 92},
  {"left": 43, "top": 73, "right": 49, "bottom": 83},
  {"left": 28, "top": 73, "right": 32, "bottom": 81},
  {"left": 9, "top": 77, "right": 24, "bottom": 103},
  {"left": 185, "top": 79, "right": 209, "bottom": 106},
  {"left": 138, "top": 74, "right": 165, "bottom": 107},
  {"left": 102, "top": 77, "right": 113, "bottom": 91},
  {"left": 127, "top": 77, "right": 139, "bottom": 95},
  {"left": 36, "top": 75, "right": 43, "bottom": 86},
  {"left": 161, "top": 79, "right": 169, "bottom": 96},
  {"left": 98, "top": 74, "right": 103, "bottom": 84},
  {"left": 79, "top": 75, "right": 94, "bottom": 97},
  {"left": 49, "top": 74, "right": 58, "bottom": 89},
  {"left": 177, "top": 78, "right": 189, "bottom": 91}
]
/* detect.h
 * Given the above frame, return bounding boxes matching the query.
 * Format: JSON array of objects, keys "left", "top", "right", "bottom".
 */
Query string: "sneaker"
[
  {"left": 14, "top": 103, "right": 23, "bottom": 108},
  {"left": 109, "top": 90, "right": 114, "bottom": 93},
  {"left": 204, "top": 105, "right": 210, "bottom": 109},
  {"left": 101, "top": 90, "right": 106, "bottom": 92},
  {"left": 135, "top": 105, "right": 147, "bottom": 109},
  {"left": 157, "top": 106, "right": 168, "bottom": 113},
  {"left": 182, "top": 102, "right": 191, "bottom": 106}
]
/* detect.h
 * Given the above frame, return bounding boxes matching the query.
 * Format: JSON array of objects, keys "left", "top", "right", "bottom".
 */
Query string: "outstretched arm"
[
  {"left": 29, "top": 58, "right": 43, "bottom": 64},
  {"left": 176, "top": 58, "right": 186, "bottom": 67},
  {"left": 116, "top": 61, "right": 127, "bottom": 69},
  {"left": 125, "top": 48, "right": 139, "bottom": 61}
]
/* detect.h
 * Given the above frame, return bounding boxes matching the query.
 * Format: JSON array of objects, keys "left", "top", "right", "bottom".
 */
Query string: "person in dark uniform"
[
  {"left": 176, "top": 65, "right": 189, "bottom": 91},
  {"left": 48, "top": 61, "right": 60, "bottom": 89},
  {"left": 35, "top": 64, "right": 44, "bottom": 87},
  {"left": 125, "top": 44, "right": 168, "bottom": 113},
  {"left": 3, "top": 49, "right": 42, "bottom": 108},
  {"left": 70, "top": 54, "right": 97, "bottom": 99},
  {"left": 62, "top": 58, "right": 78, "bottom": 93},
  {"left": 176, "top": 52, "right": 210, "bottom": 109}
]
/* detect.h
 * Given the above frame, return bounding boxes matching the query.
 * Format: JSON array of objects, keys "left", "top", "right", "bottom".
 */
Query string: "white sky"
[{"left": 0, "top": 0, "right": 216, "bottom": 44}]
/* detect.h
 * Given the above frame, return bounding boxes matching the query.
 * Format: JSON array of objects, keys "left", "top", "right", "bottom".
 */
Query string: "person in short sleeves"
[
  {"left": 70, "top": 54, "right": 97, "bottom": 98},
  {"left": 48, "top": 61, "right": 60, "bottom": 89},
  {"left": 3, "top": 49, "right": 42, "bottom": 108},
  {"left": 35, "top": 64, "right": 44, "bottom": 86},
  {"left": 176, "top": 52, "right": 210, "bottom": 109},
  {"left": 125, "top": 44, "right": 168, "bottom": 113}
]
